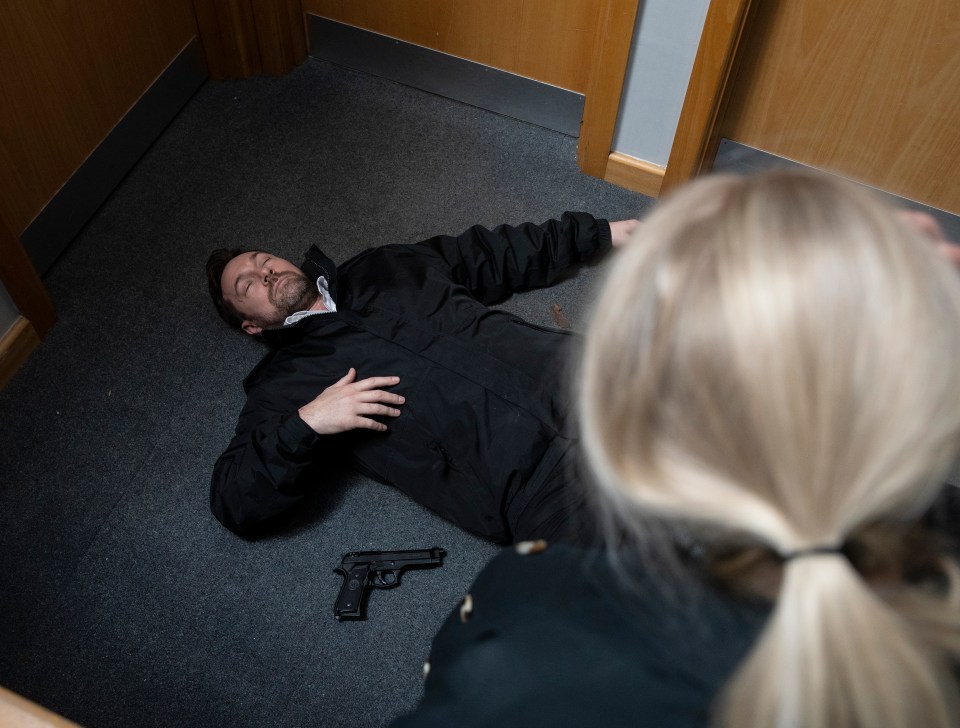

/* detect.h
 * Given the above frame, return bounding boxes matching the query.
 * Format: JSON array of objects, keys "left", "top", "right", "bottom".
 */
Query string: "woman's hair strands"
[{"left": 579, "top": 170, "right": 960, "bottom": 728}]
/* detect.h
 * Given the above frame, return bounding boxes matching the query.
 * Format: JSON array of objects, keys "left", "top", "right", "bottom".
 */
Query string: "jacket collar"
[
  {"left": 300, "top": 244, "right": 339, "bottom": 302},
  {"left": 259, "top": 245, "right": 339, "bottom": 350}
]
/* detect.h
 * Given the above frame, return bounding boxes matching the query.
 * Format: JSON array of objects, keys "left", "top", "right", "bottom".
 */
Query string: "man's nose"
[{"left": 261, "top": 266, "right": 277, "bottom": 284}]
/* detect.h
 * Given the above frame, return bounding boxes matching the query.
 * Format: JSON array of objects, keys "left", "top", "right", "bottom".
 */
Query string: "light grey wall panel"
[{"left": 612, "top": 0, "right": 711, "bottom": 167}]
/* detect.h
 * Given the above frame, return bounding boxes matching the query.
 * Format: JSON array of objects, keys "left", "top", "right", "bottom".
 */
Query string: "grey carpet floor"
[{"left": 0, "top": 59, "right": 649, "bottom": 727}]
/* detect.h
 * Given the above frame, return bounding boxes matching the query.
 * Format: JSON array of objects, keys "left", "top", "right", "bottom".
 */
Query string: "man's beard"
[{"left": 269, "top": 271, "right": 318, "bottom": 319}]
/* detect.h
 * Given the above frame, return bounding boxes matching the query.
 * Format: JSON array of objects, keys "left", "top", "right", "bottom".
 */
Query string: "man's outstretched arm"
[
  {"left": 210, "top": 369, "right": 403, "bottom": 537},
  {"left": 415, "top": 211, "right": 639, "bottom": 304}
]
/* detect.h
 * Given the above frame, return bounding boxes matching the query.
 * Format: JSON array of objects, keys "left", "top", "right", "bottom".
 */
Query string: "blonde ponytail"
[
  {"left": 718, "top": 555, "right": 959, "bottom": 728},
  {"left": 578, "top": 170, "right": 960, "bottom": 727}
]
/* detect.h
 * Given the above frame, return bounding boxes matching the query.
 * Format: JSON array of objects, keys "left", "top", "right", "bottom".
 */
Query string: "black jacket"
[
  {"left": 210, "top": 213, "right": 611, "bottom": 539},
  {"left": 391, "top": 544, "right": 765, "bottom": 728}
]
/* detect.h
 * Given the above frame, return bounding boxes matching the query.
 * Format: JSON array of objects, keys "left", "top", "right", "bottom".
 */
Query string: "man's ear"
[{"left": 241, "top": 321, "right": 263, "bottom": 336}]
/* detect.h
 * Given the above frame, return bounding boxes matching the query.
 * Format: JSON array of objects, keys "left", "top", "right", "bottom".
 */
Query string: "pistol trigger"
[{"left": 372, "top": 570, "right": 398, "bottom": 588}]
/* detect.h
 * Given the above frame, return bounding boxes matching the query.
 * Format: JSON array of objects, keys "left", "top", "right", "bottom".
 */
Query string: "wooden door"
[
  {"left": 302, "top": 0, "right": 602, "bottom": 93},
  {"left": 303, "top": 0, "right": 643, "bottom": 183},
  {"left": 665, "top": 0, "right": 960, "bottom": 213}
]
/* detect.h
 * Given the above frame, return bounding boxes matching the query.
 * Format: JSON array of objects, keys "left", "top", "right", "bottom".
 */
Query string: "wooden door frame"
[
  {"left": 577, "top": 0, "right": 642, "bottom": 178},
  {"left": 0, "top": 214, "right": 55, "bottom": 337},
  {"left": 193, "top": 0, "right": 306, "bottom": 79},
  {"left": 578, "top": 0, "right": 756, "bottom": 198},
  {"left": 659, "top": 0, "right": 755, "bottom": 195},
  {"left": 0, "top": 212, "right": 55, "bottom": 389}
]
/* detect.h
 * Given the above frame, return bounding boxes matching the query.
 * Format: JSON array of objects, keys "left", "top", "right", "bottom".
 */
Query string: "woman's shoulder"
[
  {"left": 462, "top": 542, "right": 761, "bottom": 642},
  {"left": 393, "top": 543, "right": 763, "bottom": 728},
  {"left": 469, "top": 541, "right": 602, "bottom": 597}
]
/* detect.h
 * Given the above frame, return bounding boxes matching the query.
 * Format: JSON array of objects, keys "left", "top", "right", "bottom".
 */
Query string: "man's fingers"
[
  {"left": 335, "top": 368, "right": 358, "bottom": 386},
  {"left": 356, "top": 402, "right": 402, "bottom": 417},
  {"left": 355, "top": 389, "right": 405, "bottom": 405},
  {"left": 301, "top": 373, "right": 404, "bottom": 435},
  {"left": 343, "top": 403, "right": 403, "bottom": 434},
  {"left": 610, "top": 219, "right": 642, "bottom": 247},
  {"left": 351, "top": 416, "right": 389, "bottom": 432},
  {"left": 937, "top": 242, "right": 960, "bottom": 269},
  {"left": 899, "top": 209, "right": 948, "bottom": 243},
  {"left": 351, "top": 375, "right": 401, "bottom": 390}
]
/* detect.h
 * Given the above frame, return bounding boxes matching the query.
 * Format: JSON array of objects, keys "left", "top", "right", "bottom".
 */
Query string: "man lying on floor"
[{"left": 206, "top": 213, "right": 639, "bottom": 544}]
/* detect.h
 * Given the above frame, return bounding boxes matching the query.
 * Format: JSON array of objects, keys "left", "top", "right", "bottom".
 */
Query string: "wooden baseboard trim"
[
  {"left": 20, "top": 38, "right": 207, "bottom": 276},
  {"left": 0, "top": 317, "right": 40, "bottom": 391},
  {"left": 306, "top": 15, "right": 584, "bottom": 136},
  {"left": 604, "top": 152, "right": 666, "bottom": 198}
]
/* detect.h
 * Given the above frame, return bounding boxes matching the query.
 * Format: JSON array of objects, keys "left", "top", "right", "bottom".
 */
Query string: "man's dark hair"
[{"left": 206, "top": 248, "right": 250, "bottom": 330}]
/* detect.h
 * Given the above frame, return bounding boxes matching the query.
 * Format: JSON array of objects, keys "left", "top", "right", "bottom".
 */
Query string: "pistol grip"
[{"left": 334, "top": 564, "right": 369, "bottom": 620}]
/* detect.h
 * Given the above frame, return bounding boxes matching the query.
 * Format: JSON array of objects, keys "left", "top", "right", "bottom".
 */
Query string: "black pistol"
[{"left": 334, "top": 547, "right": 446, "bottom": 620}]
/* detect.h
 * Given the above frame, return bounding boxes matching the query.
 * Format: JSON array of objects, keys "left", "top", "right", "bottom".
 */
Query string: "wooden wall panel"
[
  {"left": 0, "top": 0, "right": 198, "bottom": 234},
  {"left": 517, "top": 0, "right": 599, "bottom": 93},
  {"left": 302, "top": 0, "right": 602, "bottom": 92},
  {"left": 720, "top": 0, "right": 960, "bottom": 212},
  {"left": 431, "top": 1, "right": 525, "bottom": 78}
]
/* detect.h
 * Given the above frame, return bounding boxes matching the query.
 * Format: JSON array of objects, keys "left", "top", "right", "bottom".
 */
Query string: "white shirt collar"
[{"left": 283, "top": 275, "right": 337, "bottom": 327}]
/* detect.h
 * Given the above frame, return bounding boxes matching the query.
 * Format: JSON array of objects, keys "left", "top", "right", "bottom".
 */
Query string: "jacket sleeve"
[
  {"left": 210, "top": 399, "right": 324, "bottom": 538},
  {"left": 415, "top": 212, "right": 612, "bottom": 304}
]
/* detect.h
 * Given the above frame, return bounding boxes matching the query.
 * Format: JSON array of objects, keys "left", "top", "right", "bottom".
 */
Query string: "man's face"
[{"left": 221, "top": 251, "right": 317, "bottom": 335}]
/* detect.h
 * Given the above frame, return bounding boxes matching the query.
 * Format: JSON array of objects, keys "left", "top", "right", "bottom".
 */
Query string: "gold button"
[
  {"left": 514, "top": 539, "right": 549, "bottom": 555},
  {"left": 459, "top": 593, "right": 473, "bottom": 623}
]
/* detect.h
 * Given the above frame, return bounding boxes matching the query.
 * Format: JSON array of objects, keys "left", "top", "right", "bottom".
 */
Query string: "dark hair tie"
[{"left": 781, "top": 544, "right": 845, "bottom": 561}]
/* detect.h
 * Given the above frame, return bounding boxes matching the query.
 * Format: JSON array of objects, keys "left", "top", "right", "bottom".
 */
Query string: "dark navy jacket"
[
  {"left": 210, "top": 213, "right": 611, "bottom": 539},
  {"left": 392, "top": 544, "right": 766, "bottom": 728}
]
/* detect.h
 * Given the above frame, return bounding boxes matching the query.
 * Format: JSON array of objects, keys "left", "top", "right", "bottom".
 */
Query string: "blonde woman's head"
[{"left": 579, "top": 170, "right": 960, "bottom": 727}]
